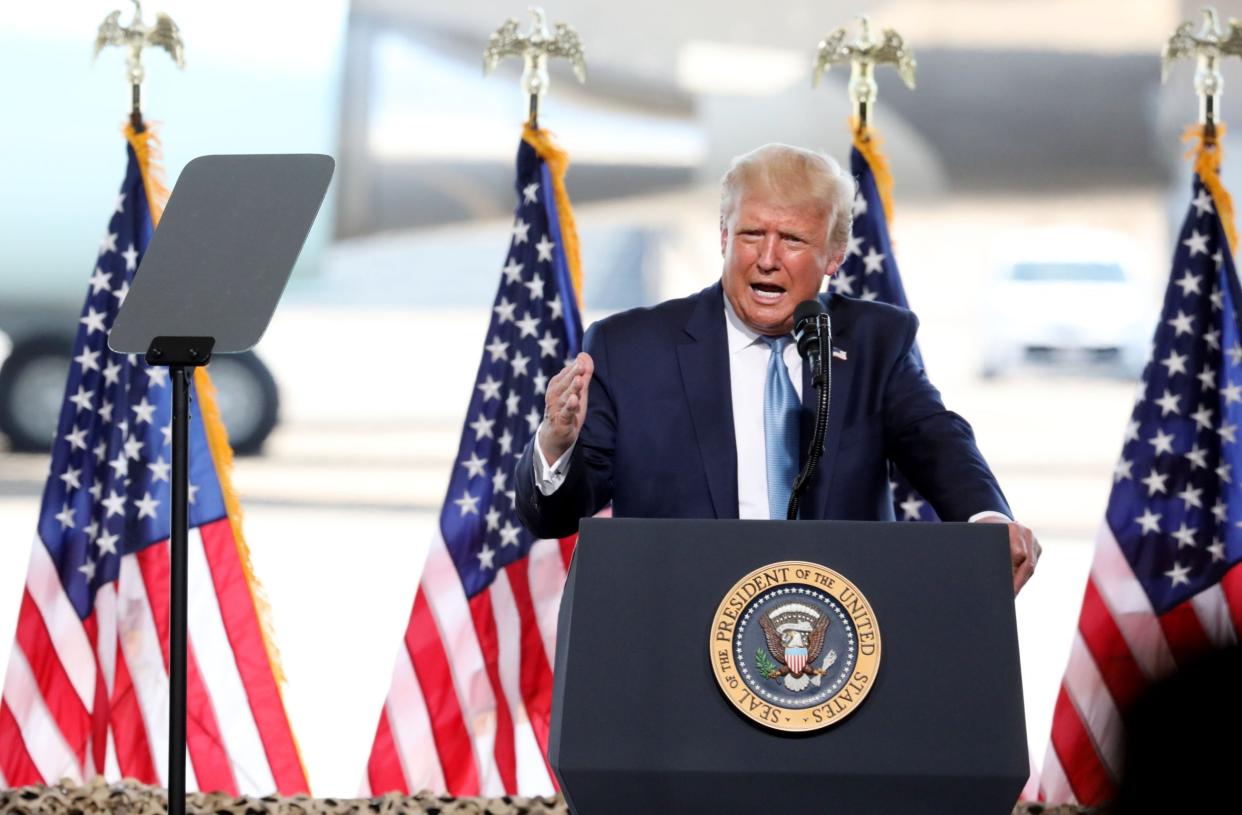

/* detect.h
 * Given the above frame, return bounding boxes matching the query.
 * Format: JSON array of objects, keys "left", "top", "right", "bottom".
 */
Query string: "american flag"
[
  {"left": 1035, "top": 153, "right": 1242, "bottom": 804},
  {"left": 0, "top": 129, "right": 307, "bottom": 795},
  {"left": 365, "top": 128, "right": 583, "bottom": 796},
  {"left": 832, "top": 132, "right": 939, "bottom": 522}
]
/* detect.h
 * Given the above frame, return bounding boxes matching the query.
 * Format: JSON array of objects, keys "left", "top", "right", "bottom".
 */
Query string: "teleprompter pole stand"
[{"left": 146, "top": 336, "right": 214, "bottom": 815}]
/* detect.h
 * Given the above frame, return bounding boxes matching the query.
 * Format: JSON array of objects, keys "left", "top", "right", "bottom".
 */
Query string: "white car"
[{"left": 981, "top": 230, "right": 1155, "bottom": 378}]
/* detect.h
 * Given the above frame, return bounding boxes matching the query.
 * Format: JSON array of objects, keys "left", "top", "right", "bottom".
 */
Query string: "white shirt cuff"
[
  {"left": 968, "top": 510, "right": 1013, "bottom": 523},
  {"left": 533, "top": 421, "right": 575, "bottom": 495}
]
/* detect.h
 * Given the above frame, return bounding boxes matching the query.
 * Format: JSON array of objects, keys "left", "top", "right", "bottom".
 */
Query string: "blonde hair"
[{"left": 720, "top": 143, "right": 856, "bottom": 251}]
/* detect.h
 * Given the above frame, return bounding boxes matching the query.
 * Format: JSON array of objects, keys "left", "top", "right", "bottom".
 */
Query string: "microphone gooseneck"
[
  {"left": 787, "top": 299, "right": 832, "bottom": 521},
  {"left": 793, "top": 300, "right": 825, "bottom": 386}
]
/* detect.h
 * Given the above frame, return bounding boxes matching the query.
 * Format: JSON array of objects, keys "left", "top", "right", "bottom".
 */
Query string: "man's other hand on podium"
[
  {"left": 977, "top": 515, "right": 1041, "bottom": 595},
  {"left": 539, "top": 352, "right": 594, "bottom": 464}
]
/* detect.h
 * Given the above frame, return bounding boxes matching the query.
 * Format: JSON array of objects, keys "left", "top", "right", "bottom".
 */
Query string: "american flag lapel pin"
[{"left": 832, "top": 347, "right": 848, "bottom": 361}]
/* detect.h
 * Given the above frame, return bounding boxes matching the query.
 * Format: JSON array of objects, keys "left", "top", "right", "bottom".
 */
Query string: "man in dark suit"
[{"left": 516, "top": 143, "right": 1040, "bottom": 593}]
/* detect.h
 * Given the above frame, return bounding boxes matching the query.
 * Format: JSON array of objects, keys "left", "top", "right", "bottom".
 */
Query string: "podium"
[{"left": 548, "top": 518, "right": 1027, "bottom": 814}]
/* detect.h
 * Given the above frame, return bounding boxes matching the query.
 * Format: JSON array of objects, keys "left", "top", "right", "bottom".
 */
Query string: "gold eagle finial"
[
  {"left": 812, "top": 17, "right": 916, "bottom": 131},
  {"left": 94, "top": 0, "right": 185, "bottom": 125},
  {"left": 1161, "top": 7, "right": 1242, "bottom": 133},
  {"left": 483, "top": 7, "right": 586, "bottom": 128}
]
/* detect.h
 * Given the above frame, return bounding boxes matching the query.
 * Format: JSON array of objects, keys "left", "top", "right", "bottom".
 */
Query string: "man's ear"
[
  {"left": 824, "top": 247, "right": 846, "bottom": 278},
  {"left": 720, "top": 220, "right": 728, "bottom": 257}
]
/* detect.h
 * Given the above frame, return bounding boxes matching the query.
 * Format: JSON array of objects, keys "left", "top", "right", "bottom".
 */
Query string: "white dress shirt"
[
  {"left": 722, "top": 294, "right": 803, "bottom": 519},
  {"left": 533, "top": 296, "right": 1009, "bottom": 523}
]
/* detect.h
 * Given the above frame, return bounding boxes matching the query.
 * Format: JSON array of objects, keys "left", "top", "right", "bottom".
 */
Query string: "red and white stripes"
[
  {"left": 0, "top": 518, "right": 307, "bottom": 795},
  {"left": 365, "top": 532, "right": 574, "bottom": 797},
  {"left": 1036, "top": 522, "right": 1242, "bottom": 805}
]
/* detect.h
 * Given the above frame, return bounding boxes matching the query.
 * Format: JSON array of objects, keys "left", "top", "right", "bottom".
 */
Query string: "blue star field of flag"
[
  {"left": 1105, "top": 174, "right": 1242, "bottom": 614},
  {"left": 834, "top": 144, "right": 939, "bottom": 522},
  {"left": 440, "top": 139, "right": 583, "bottom": 598},
  {"left": 38, "top": 143, "right": 226, "bottom": 621}
]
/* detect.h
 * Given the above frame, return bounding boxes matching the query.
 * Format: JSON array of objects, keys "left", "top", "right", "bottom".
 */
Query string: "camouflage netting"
[
  {"left": 0, "top": 779, "right": 567, "bottom": 814},
  {"left": 0, "top": 779, "right": 1103, "bottom": 814}
]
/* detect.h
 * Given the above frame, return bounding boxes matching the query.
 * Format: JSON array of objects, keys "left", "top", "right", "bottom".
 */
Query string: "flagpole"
[
  {"left": 810, "top": 18, "right": 947, "bottom": 529},
  {"left": 131, "top": 87, "right": 144, "bottom": 134},
  {"left": 796, "top": 21, "right": 900, "bottom": 520},
  {"left": 363, "top": 15, "right": 589, "bottom": 797},
  {"left": 1035, "top": 12, "right": 1242, "bottom": 807},
  {"left": 1163, "top": 8, "right": 1242, "bottom": 323},
  {"left": 95, "top": 4, "right": 187, "bottom": 811}
]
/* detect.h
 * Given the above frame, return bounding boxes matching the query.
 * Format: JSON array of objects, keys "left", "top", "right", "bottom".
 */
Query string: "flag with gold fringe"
[
  {"left": 1033, "top": 126, "right": 1242, "bottom": 806},
  {"left": 0, "top": 126, "right": 308, "bottom": 795},
  {"left": 834, "top": 125, "right": 939, "bottom": 522},
  {"left": 365, "top": 126, "right": 584, "bottom": 797}
]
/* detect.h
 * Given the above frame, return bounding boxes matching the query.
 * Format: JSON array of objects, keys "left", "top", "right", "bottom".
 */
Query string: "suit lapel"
[
  {"left": 677, "top": 284, "right": 739, "bottom": 519},
  {"left": 800, "top": 293, "right": 853, "bottom": 520}
]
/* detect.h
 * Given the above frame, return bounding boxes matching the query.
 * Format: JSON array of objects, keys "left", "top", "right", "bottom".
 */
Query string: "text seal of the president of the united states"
[{"left": 710, "top": 561, "right": 881, "bottom": 732}]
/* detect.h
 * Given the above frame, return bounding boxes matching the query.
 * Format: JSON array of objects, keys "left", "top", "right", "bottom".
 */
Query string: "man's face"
[{"left": 720, "top": 191, "right": 843, "bottom": 336}]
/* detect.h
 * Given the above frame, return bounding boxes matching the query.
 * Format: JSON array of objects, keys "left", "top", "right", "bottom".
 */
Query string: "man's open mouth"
[{"left": 750, "top": 282, "right": 786, "bottom": 303}]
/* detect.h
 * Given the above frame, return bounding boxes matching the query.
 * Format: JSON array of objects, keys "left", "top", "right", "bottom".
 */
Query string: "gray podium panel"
[{"left": 109, "top": 153, "right": 334, "bottom": 354}]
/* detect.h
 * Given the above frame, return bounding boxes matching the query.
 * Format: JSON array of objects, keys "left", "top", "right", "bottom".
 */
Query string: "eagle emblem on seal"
[{"left": 757, "top": 603, "right": 838, "bottom": 692}]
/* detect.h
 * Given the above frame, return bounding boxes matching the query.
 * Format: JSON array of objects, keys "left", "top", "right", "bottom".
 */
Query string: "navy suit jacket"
[{"left": 516, "top": 282, "right": 1010, "bottom": 538}]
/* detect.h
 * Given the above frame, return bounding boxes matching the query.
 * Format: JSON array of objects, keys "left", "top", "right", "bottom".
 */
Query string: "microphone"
[{"left": 793, "top": 299, "right": 828, "bottom": 386}]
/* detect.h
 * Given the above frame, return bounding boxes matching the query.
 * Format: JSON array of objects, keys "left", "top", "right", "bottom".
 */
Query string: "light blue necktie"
[{"left": 763, "top": 336, "right": 800, "bottom": 519}]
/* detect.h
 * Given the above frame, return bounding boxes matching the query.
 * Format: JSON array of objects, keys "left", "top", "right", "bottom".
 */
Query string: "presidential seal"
[{"left": 709, "top": 561, "right": 881, "bottom": 732}]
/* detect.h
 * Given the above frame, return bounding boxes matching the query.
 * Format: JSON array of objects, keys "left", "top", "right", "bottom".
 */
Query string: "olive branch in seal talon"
[{"left": 754, "top": 648, "right": 782, "bottom": 679}]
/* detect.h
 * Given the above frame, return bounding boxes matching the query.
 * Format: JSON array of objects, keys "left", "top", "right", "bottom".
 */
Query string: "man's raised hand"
[{"left": 538, "top": 352, "right": 594, "bottom": 463}]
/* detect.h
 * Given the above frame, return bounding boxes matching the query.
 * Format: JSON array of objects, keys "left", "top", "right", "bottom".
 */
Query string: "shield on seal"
[{"left": 785, "top": 645, "right": 807, "bottom": 675}]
